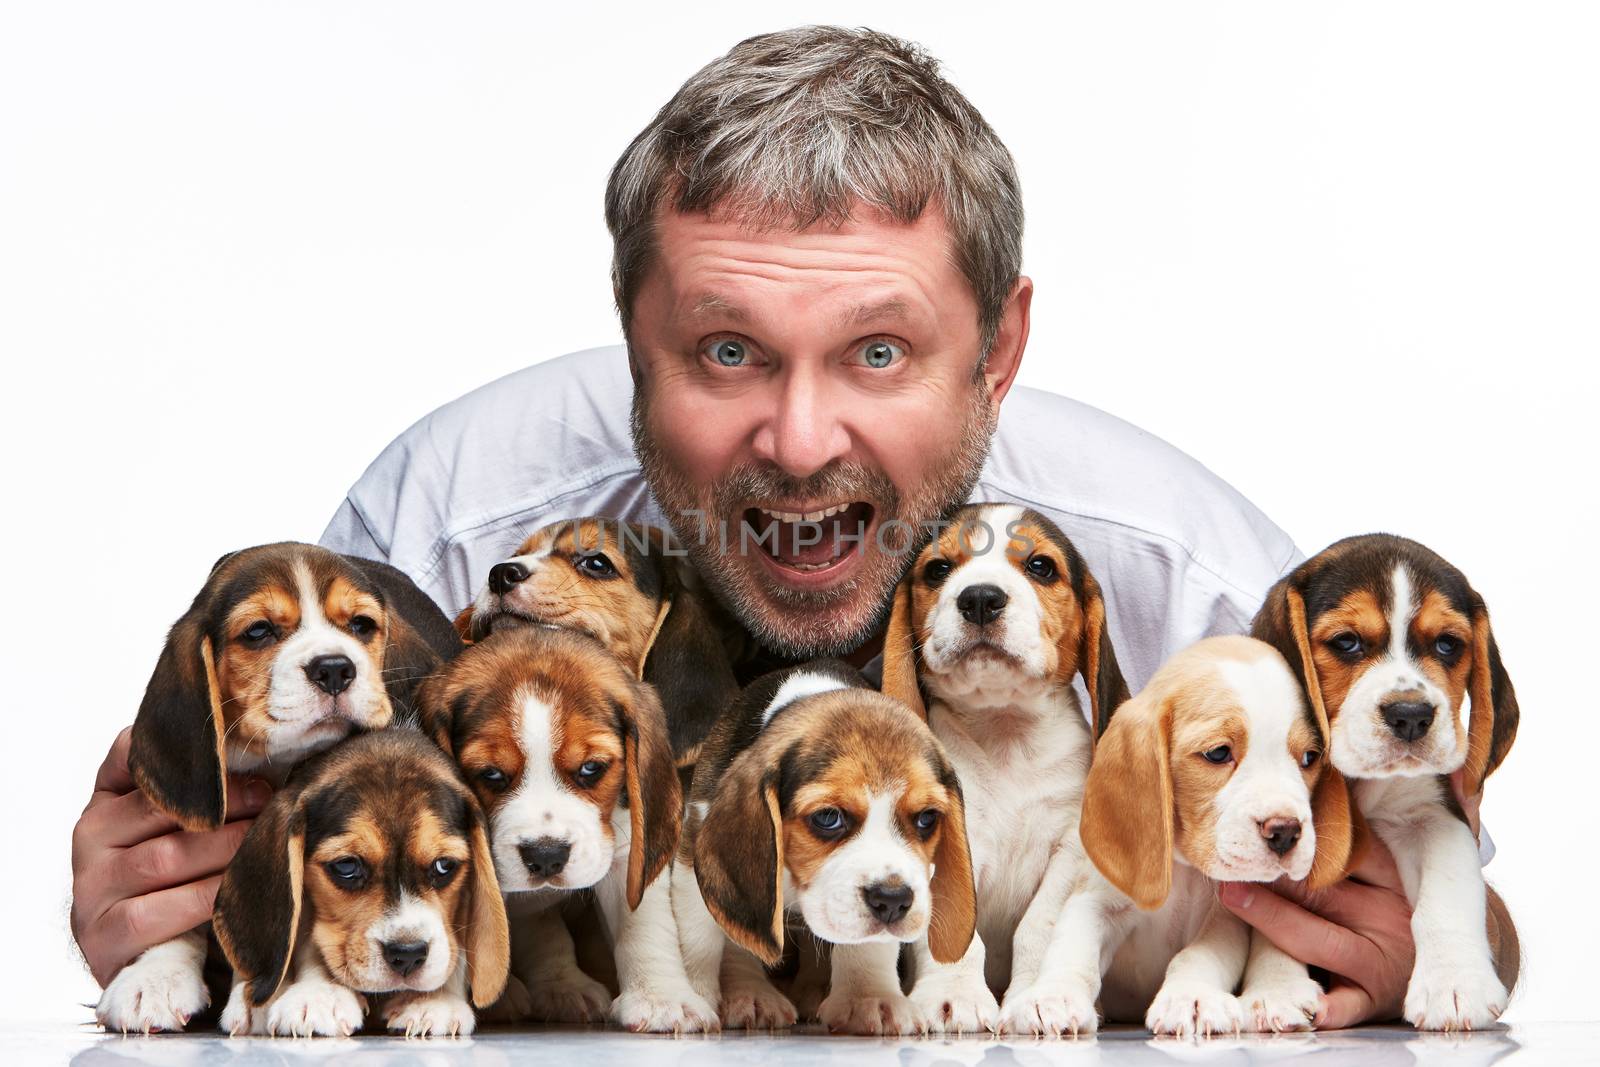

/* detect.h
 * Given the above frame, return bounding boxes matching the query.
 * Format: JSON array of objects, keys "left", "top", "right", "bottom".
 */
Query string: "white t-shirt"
[{"left": 317, "top": 345, "right": 1302, "bottom": 692}]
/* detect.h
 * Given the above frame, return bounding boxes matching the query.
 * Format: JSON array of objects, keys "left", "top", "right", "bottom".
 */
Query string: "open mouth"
[
  {"left": 475, "top": 605, "right": 570, "bottom": 640},
  {"left": 741, "top": 501, "right": 876, "bottom": 576}
]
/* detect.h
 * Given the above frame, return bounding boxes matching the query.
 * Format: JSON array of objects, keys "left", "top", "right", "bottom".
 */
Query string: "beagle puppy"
[
  {"left": 1252, "top": 533, "right": 1520, "bottom": 1030},
  {"left": 999, "top": 636, "right": 1353, "bottom": 1037},
  {"left": 213, "top": 728, "right": 509, "bottom": 1036},
  {"left": 415, "top": 625, "right": 712, "bottom": 1032},
  {"left": 457, "top": 517, "right": 739, "bottom": 767},
  {"left": 672, "top": 660, "right": 977, "bottom": 1036},
  {"left": 98, "top": 542, "right": 462, "bottom": 1033},
  {"left": 878, "top": 503, "right": 1129, "bottom": 1033}
]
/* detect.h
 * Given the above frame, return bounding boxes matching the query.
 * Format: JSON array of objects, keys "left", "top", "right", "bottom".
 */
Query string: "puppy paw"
[
  {"left": 265, "top": 982, "right": 367, "bottom": 1037},
  {"left": 477, "top": 973, "right": 534, "bottom": 1025},
  {"left": 522, "top": 970, "right": 612, "bottom": 1023},
  {"left": 818, "top": 990, "right": 925, "bottom": 1036},
  {"left": 998, "top": 983, "right": 1099, "bottom": 1037},
  {"left": 1243, "top": 973, "right": 1321, "bottom": 1033},
  {"left": 720, "top": 983, "right": 797, "bottom": 1030},
  {"left": 1146, "top": 981, "right": 1245, "bottom": 1038},
  {"left": 611, "top": 986, "right": 719, "bottom": 1034},
  {"left": 95, "top": 949, "right": 210, "bottom": 1033},
  {"left": 910, "top": 977, "right": 999, "bottom": 1036},
  {"left": 1404, "top": 960, "right": 1508, "bottom": 1031},
  {"left": 385, "top": 990, "right": 476, "bottom": 1037}
]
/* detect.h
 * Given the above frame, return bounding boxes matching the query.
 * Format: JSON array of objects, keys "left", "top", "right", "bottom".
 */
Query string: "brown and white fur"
[
  {"left": 1001, "top": 637, "right": 1353, "bottom": 1036},
  {"left": 1251, "top": 533, "right": 1520, "bottom": 1030},
  {"left": 878, "top": 503, "right": 1129, "bottom": 1034},
  {"left": 672, "top": 660, "right": 977, "bottom": 1036},
  {"left": 99, "top": 543, "right": 461, "bottom": 1033},
  {"left": 213, "top": 728, "right": 508, "bottom": 1036},
  {"left": 416, "top": 625, "right": 710, "bottom": 1032}
]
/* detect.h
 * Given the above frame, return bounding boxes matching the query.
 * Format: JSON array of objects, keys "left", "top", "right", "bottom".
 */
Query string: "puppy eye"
[
  {"left": 1328, "top": 632, "right": 1364, "bottom": 659},
  {"left": 326, "top": 857, "right": 367, "bottom": 888},
  {"left": 1433, "top": 634, "right": 1463, "bottom": 660},
  {"left": 1201, "top": 745, "right": 1233, "bottom": 765},
  {"left": 1300, "top": 749, "right": 1321, "bottom": 769},
  {"left": 923, "top": 558, "right": 953, "bottom": 584},
  {"left": 478, "top": 767, "right": 509, "bottom": 792},
  {"left": 912, "top": 809, "right": 940, "bottom": 838},
  {"left": 429, "top": 857, "right": 459, "bottom": 887},
  {"left": 348, "top": 614, "right": 377, "bottom": 637},
  {"left": 240, "top": 620, "right": 276, "bottom": 646},
  {"left": 1024, "top": 555, "right": 1057, "bottom": 581},
  {"left": 574, "top": 760, "right": 607, "bottom": 787},
  {"left": 576, "top": 553, "right": 617, "bottom": 578},
  {"left": 808, "top": 808, "right": 850, "bottom": 840}
]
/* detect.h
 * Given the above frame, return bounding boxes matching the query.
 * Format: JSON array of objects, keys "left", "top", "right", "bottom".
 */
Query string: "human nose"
[{"left": 749, "top": 363, "right": 851, "bottom": 479}]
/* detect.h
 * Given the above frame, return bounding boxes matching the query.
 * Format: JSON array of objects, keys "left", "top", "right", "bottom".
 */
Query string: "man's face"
[{"left": 628, "top": 203, "right": 1028, "bottom": 658}]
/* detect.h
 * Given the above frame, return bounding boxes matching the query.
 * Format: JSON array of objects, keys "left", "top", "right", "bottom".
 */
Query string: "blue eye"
[
  {"left": 709, "top": 339, "right": 748, "bottom": 367},
  {"left": 1202, "top": 746, "right": 1233, "bottom": 765},
  {"left": 856, "top": 340, "right": 904, "bottom": 369},
  {"left": 809, "top": 808, "right": 848, "bottom": 839}
]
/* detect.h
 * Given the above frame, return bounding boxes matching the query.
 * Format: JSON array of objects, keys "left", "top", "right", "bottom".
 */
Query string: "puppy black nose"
[
  {"left": 488, "top": 561, "right": 530, "bottom": 595},
  {"left": 304, "top": 654, "right": 356, "bottom": 696},
  {"left": 1381, "top": 700, "right": 1435, "bottom": 742},
  {"left": 519, "top": 837, "right": 571, "bottom": 878},
  {"left": 1260, "top": 817, "right": 1302, "bottom": 857},
  {"left": 956, "top": 584, "right": 1008, "bottom": 627},
  {"left": 383, "top": 940, "right": 429, "bottom": 978},
  {"left": 862, "top": 882, "right": 914, "bottom": 926}
]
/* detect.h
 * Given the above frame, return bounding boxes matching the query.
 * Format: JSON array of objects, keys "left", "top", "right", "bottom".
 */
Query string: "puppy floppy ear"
[
  {"left": 1080, "top": 684, "right": 1174, "bottom": 909},
  {"left": 1072, "top": 573, "right": 1130, "bottom": 739},
  {"left": 880, "top": 574, "right": 926, "bottom": 720},
  {"left": 640, "top": 559, "right": 739, "bottom": 763},
  {"left": 1463, "top": 601, "right": 1519, "bottom": 796},
  {"left": 213, "top": 785, "right": 307, "bottom": 1005},
  {"left": 376, "top": 615, "right": 444, "bottom": 722},
  {"left": 927, "top": 768, "right": 977, "bottom": 964},
  {"left": 128, "top": 613, "right": 228, "bottom": 831},
  {"left": 464, "top": 804, "right": 510, "bottom": 1008},
  {"left": 1306, "top": 765, "right": 1357, "bottom": 889},
  {"left": 693, "top": 751, "right": 785, "bottom": 966},
  {"left": 617, "top": 680, "right": 683, "bottom": 909},
  {"left": 452, "top": 604, "right": 477, "bottom": 645},
  {"left": 1253, "top": 578, "right": 1332, "bottom": 741},
  {"left": 414, "top": 673, "right": 460, "bottom": 757}
]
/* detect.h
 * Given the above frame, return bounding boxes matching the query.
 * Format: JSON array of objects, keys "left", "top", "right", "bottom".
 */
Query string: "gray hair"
[{"left": 604, "top": 25, "right": 1024, "bottom": 359}]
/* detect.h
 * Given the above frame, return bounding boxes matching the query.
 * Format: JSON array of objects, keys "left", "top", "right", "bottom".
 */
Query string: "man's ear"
[
  {"left": 1307, "top": 766, "right": 1356, "bottom": 890},
  {"left": 980, "top": 275, "right": 1032, "bottom": 412},
  {"left": 128, "top": 613, "right": 228, "bottom": 831},
  {"left": 1080, "top": 684, "right": 1174, "bottom": 910},
  {"left": 640, "top": 556, "right": 739, "bottom": 765},
  {"left": 880, "top": 575, "right": 926, "bottom": 720},
  {"left": 617, "top": 681, "right": 683, "bottom": 909},
  {"left": 1071, "top": 572, "right": 1130, "bottom": 740},
  {"left": 1463, "top": 600, "right": 1519, "bottom": 796},
  {"left": 464, "top": 804, "right": 510, "bottom": 1008},
  {"left": 927, "top": 767, "right": 977, "bottom": 964},
  {"left": 213, "top": 786, "right": 307, "bottom": 1005},
  {"left": 692, "top": 751, "right": 785, "bottom": 966}
]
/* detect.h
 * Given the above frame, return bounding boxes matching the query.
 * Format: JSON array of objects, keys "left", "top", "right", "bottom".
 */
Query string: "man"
[{"left": 73, "top": 25, "right": 1431, "bottom": 1029}]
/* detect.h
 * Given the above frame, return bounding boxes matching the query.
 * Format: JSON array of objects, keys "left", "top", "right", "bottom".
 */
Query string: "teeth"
[{"left": 758, "top": 502, "right": 856, "bottom": 523}]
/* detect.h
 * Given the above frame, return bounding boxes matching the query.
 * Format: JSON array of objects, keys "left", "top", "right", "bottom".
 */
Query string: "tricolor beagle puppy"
[
  {"left": 999, "top": 637, "right": 1353, "bottom": 1037},
  {"left": 1251, "top": 533, "right": 1520, "bottom": 1030},
  {"left": 457, "top": 517, "right": 739, "bottom": 768},
  {"left": 213, "top": 728, "right": 509, "bottom": 1036},
  {"left": 98, "top": 542, "right": 461, "bottom": 1033},
  {"left": 416, "top": 625, "right": 712, "bottom": 1032},
  {"left": 672, "top": 660, "right": 977, "bottom": 1036},
  {"left": 878, "top": 503, "right": 1129, "bottom": 1033}
]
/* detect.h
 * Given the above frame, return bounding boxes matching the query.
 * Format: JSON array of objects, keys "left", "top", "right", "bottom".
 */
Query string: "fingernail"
[{"left": 1220, "top": 882, "right": 1252, "bottom": 908}]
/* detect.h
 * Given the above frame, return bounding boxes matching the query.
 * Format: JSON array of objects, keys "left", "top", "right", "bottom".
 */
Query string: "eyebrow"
[{"left": 685, "top": 293, "right": 916, "bottom": 328}]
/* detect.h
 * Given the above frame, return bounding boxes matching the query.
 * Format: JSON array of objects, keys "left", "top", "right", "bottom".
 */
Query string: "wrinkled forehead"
[{"left": 509, "top": 519, "right": 667, "bottom": 599}]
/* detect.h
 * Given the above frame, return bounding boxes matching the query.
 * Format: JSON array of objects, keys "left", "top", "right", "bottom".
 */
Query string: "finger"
[
  {"left": 83, "top": 776, "right": 271, "bottom": 850},
  {"left": 107, "top": 818, "right": 255, "bottom": 901},
  {"left": 1219, "top": 883, "right": 1375, "bottom": 975},
  {"left": 92, "top": 874, "right": 224, "bottom": 979},
  {"left": 93, "top": 726, "right": 136, "bottom": 795},
  {"left": 1348, "top": 836, "right": 1405, "bottom": 894},
  {"left": 1315, "top": 984, "right": 1375, "bottom": 1030},
  {"left": 1268, "top": 877, "right": 1400, "bottom": 933}
]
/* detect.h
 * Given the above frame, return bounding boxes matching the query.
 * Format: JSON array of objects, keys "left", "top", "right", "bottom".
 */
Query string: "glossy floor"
[{"left": 12, "top": 1022, "right": 1584, "bottom": 1067}]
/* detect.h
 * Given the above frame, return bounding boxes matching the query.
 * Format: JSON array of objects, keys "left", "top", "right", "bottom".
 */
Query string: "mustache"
[{"left": 712, "top": 460, "right": 900, "bottom": 517}]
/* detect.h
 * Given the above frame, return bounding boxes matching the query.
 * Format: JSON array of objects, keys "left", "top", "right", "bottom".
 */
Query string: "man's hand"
[
  {"left": 1219, "top": 840, "right": 1414, "bottom": 1029},
  {"left": 70, "top": 727, "right": 270, "bottom": 987}
]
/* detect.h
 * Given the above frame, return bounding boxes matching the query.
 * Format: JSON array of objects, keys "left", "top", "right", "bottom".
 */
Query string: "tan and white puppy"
[
  {"left": 673, "top": 660, "right": 976, "bottom": 1036},
  {"left": 212, "top": 729, "right": 509, "bottom": 1037},
  {"left": 999, "top": 637, "right": 1353, "bottom": 1037},
  {"left": 457, "top": 517, "right": 739, "bottom": 766},
  {"left": 416, "top": 625, "right": 711, "bottom": 1032},
  {"left": 1252, "top": 533, "right": 1520, "bottom": 1030},
  {"left": 100, "top": 543, "right": 461, "bottom": 1033},
  {"left": 879, "top": 503, "right": 1128, "bottom": 1034}
]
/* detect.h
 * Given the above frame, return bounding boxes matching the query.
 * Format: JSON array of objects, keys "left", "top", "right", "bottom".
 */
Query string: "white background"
[{"left": 1, "top": 0, "right": 1594, "bottom": 1027}]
